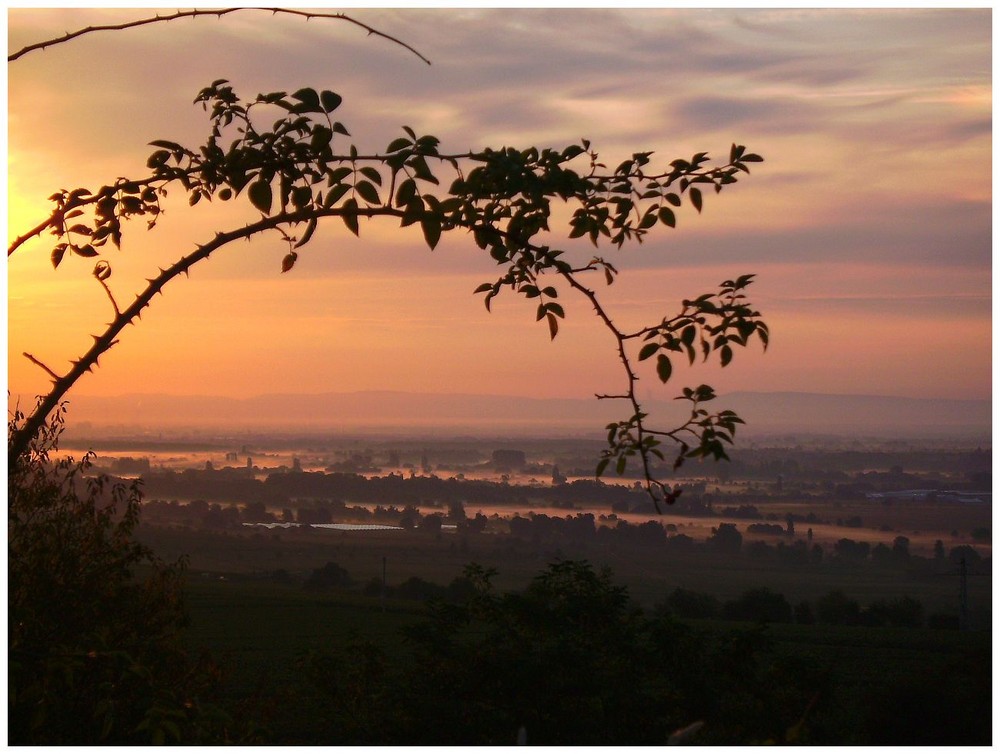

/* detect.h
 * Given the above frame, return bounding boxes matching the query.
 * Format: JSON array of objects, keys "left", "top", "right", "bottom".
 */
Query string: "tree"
[
  {"left": 708, "top": 522, "right": 743, "bottom": 553},
  {"left": 304, "top": 560, "right": 824, "bottom": 744},
  {"left": 8, "top": 406, "right": 232, "bottom": 744},
  {"left": 305, "top": 562, "right": 354, "bottom": 590},
  {"left": 8, "top": 13, "right": 768, "bottom": 510}
]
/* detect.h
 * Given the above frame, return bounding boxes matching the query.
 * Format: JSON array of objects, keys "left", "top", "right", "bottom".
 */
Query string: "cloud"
[{"left": 8, "top": 8, "right": 991, "bottom": 404}]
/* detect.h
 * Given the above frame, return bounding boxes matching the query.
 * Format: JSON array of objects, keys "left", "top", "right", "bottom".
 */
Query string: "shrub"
[{"left": 8, "top": 407, "right": 231, "bottom": 744}]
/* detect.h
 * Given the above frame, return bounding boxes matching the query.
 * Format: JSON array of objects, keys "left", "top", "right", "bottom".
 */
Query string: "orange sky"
[{"left": 6, "top": 8, "right": 992, "bottom": 424}]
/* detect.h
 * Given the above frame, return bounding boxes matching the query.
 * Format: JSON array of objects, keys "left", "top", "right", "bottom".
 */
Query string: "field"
[
  {"left": 139, "top": 499, "right": 991, "bottom": 618},
  {"left": 121, "top": 436, "right": 991, "bottom": 743},
  {"left": 175, "top": 561, "right": 990, "bottom": 745}
]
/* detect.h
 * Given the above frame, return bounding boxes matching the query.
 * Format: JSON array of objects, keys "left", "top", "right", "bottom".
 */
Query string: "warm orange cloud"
[{"left": 7, "top": 8, "right": 992, "bottom": 429}]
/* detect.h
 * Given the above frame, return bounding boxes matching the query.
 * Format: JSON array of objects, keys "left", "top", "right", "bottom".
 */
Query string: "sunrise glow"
[{"left": 7, "top": 8, "right": 991, "bottom": 425}]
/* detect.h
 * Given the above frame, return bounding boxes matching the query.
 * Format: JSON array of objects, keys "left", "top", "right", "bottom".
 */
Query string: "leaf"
[
  {"left": 281, "top": 252, "right": 297, "bottom": 273},
  {"left": 148, "top": 139, "right": 183, "bottom": 151},
  {"left": 386, "top": 137, "right": 412, "bottom": 153},
  {"left": 342, "top": 197, "right": 360, "bottom": 236},
  {"left": 395, "top": 178, "right": 417, "bottom": 208},
  {"left": 73, "top": 244, "right": 98, "bottom": 258},
  {"left": 355, "top": 180, "right": 381, "bottom": 205},
  {"left": 690, "top": 187, "right": 703, "bottom": 213},
  {"left": 359, "top": 166, "right": 383, "bottom": 186},
  {"left": 421, "top": 214, "right": 441, "bottom": 250},
  {"left": 401, "top": 196, "right": 425, "bottom": 227},
  {"left": 546, "top": 312, "right": 559, "bottom": 340},
  {"left": 658, "top": 207, "right": 676, "bottom": 228},
  {"left": 656, "top": 353, "right": 672, "bottom": 383},
  {"left": 638, "top": 342, "right": 659, "bottom": 361},
  {"left": 328, "top": 166, "right": 353, "bottom": 185},
  {"left": 720, "top": 344, "right": 733, "bottom": 367},
  {"left": 292, "top": 185, "right": 313, "bottom": 209},
  {"left": 248, "top": 179, "right": 272, "bottom": 214},
  {"left": 639, "top": 210, "right": 658, "bottom": 229},
  {"left": 320, "top": 90, "right": 343, "bottom": 113},
  {"left": 51, "top": 244, "right": 67, "bottom": 268},
  {"left": 310, "top": 125, "right": 334, "bottom": 151},
  {"left": 323, "top": 183, "right": 351, "bottom": 208},
  {"left": 294, "top": 218, "right": 318, "bottom": 248},
  {"left": 595, "top": 457, "right": 610, "bottom": 478},
  {"left": 291, "top": 87, "right": 321, "bottom": 112}
]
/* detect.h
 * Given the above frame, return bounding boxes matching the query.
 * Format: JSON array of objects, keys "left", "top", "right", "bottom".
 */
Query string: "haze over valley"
[{"left": 25, "top": 388, "right": 991, "bottom": 440}]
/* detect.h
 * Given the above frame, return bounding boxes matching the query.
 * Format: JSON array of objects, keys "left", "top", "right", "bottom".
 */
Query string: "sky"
[{"left": 6, "top": 7, "right": 993, "bottom": 423}]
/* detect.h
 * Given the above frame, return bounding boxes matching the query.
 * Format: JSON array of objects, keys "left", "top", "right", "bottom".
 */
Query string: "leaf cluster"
[{"left": 12, "top": 83, "right": 769, "bottom": 501}]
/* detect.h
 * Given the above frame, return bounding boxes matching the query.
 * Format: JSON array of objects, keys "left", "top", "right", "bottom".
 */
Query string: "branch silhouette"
[
  {"left": 9, "top": 80, "right": 768, "bottom": 505},
  {"left": 8, "top": 7, "right": 431, "bottom": 65}
]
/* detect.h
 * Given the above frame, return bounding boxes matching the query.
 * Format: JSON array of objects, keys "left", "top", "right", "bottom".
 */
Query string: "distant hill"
[{"left": 12, "top": 389, "right": 990, "bottom": 440}]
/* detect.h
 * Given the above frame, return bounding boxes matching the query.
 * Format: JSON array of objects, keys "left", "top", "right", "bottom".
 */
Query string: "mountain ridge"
[{"left": 11, "top": 389, "right": 990, "bottom": 439}]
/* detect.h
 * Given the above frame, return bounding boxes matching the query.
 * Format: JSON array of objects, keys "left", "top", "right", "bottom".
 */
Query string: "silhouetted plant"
[
  {"left": 8, "top": 405, "right": 234, "bottom": 744},
  {"left": 304, "top": 560, "right": 823, "bottom": 745},
  {"left": 10, "top": 29, "right": 768, "bottom": 506},
  {"left": 304, "top": 562, "right": 353, "bottom": 590}
]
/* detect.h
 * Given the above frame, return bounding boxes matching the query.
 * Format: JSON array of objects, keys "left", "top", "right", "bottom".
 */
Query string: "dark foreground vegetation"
[
  {"left": 9, "top": 419, "right": 992, "bottom": 745},
  {"left": 178, "top": 561, "right": 990, "bottom": 746}
]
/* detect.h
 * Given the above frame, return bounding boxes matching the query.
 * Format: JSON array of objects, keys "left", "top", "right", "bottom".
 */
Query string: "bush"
[
  {"left": 8, "top": 407, "right": 232, "bottom": 744},
  {"left": 306, "top": 561, "right": 823, "bottom": 745},
  {"left": 305, "top": 562, "right": 353, "bottom": 590}
]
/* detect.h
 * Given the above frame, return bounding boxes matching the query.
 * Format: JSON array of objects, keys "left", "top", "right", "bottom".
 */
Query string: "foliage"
[
  {"left": 8, "top": 405, "right": 235, "bottom": 744},
  {"left": 9, "top": 76, "right": 767, "bottom": 505},
  {"left": 303, "top": 560, "right": 823, "bottom": 745},
  {"left": 304, "top": 561, "right": 353, "bottom": 590}
]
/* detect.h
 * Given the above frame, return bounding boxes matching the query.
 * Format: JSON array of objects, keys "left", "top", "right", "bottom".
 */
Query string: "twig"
[
  {"left": 95, "top": 274, "right": 121, "bottom": 316},
  {"left": 9, "top": 8, "right": 432, "bottom": 65},
  {"left": 22, "top": 352, "right": 60, "bottom": 383},
  {"left": 8, "top": 204, "right": 403, "bottom": 466}
]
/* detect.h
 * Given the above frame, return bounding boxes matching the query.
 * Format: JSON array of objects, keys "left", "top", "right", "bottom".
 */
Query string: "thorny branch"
[
  {"left": 7, "top": 205, "right": 402, "bottom": 466},
  {"left": 8, "top": 7, "right": 431, "bottom": 65},
  {"left": 9, "top": 82, "right": 768, "bottom": 507}
]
